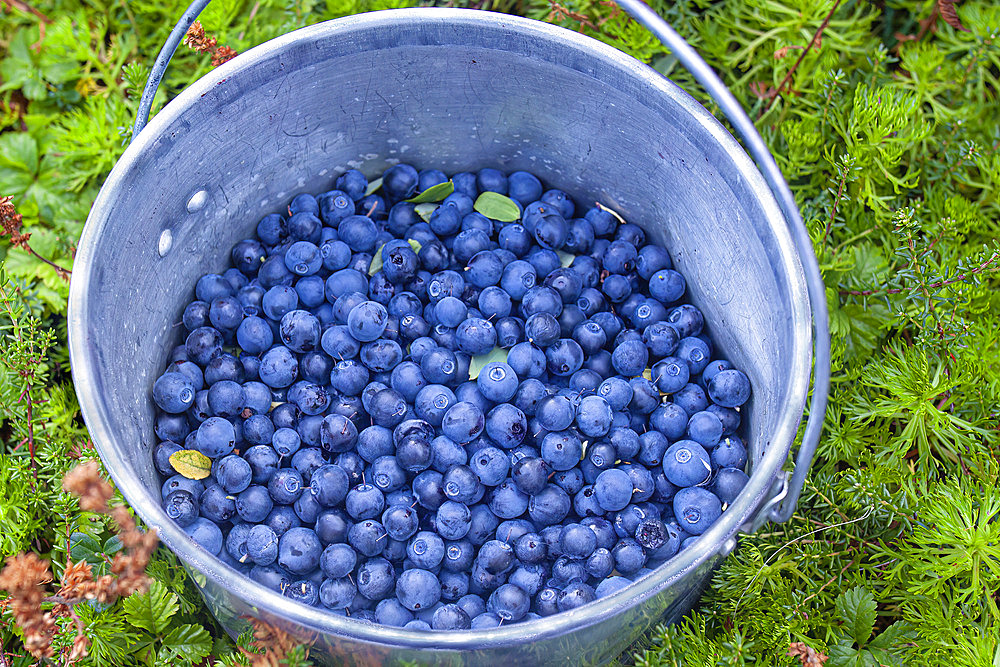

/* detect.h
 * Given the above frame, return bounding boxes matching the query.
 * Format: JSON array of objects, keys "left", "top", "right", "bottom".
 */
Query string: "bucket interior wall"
[{"left": 72, "top": 11, "right": 806, "bottom": 662}]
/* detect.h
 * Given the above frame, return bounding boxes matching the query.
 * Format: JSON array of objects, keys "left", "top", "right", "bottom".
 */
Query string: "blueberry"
[
  {"left": 442, "top": 540, "right": 476, "bottom": 573},
  {"left": 402, "top": 531, "right": 443, "bottom": 570},
  {"left": 259, "top": 346, "right": 299, "bottom": 389},
  {"left": 487, "top": 583, "right": 530, "bottom": 621},
  {"left": 686, "top": 410, "right": 724, "bottom": 448},
  {"left": 488, "top": 479, "right": 530, "bottom": 519},
  {"left": 611, "top": 339, "right": 648, "bottom": 378},
  {"left": 637, "top": 430, "right": 670, "bottom": 468},
  {"left": 648, "top": 269, "right": 686, "bottom": 304},
  {"left": 575, "top": 396, "right": 613, "bottom": 438},
  {"left": 712, "top": 435, "right": 748, "bottom": 470},
  {"left": 524, "top": 312, "right": 560, "bottom": 348},
  {"left": 708, "top": 369, "right": 752, "bottom": 408},
  {"left": 183, "top": 517, "right": 224, "bottom": 555},
  {"left": 534, "top": 587, "right": 560, "bottom": 616},
  {"left": 376, "top": 598, "right": 415, "bottom": 627},
  {"left": 215, "top": 454, "right": 252, "bottom": 494},
  {"left": 556, "top": 581, "right": 595, "bottom": 612},
  {"left": 357, "top": 557, "right": 396, "bottom": 600},
  {"left": 534, "top": 396, "right": 572, "bottom": 433},
  {"left": 611, "top": 537, "right": 646, "bottom": 574},
  {"left": 153, "top": 372, "right": 196, "bottom": 414},
  {"left": 243, "top": 444, "right": 279, "bottom": 484},
  {"left": 347, "top": 519, "right": 388, "bottom": 558},
  {"left": 246, "top": 524, "right": 279, "bottom": 566},
  {"left": 673, "top": 487, "right": 722, "bottom": 535},
  {"left": 675, "top": 336, "right": 711, "bottom": 375},
  {"left": 507, "top": 342, "right": 546, "bottom": 379},
  {"left": 585, "top": 442, "right": 615, "bottom": 472},
  {"left": 267, "top": 468, "right": 304, "bottom": 504},
  {"left": 396, "top": 569, "right": 441, "bottom": 611},
  {"left": 662, "top": 440, "right": 712, "bottom": 488},
  {"left": 545, "top": 339, "right": 584, "bottom": 376},
  {"left": 540, "top": 431, "right": 583, "bottom": 472},
  {"left": 455, "top": 318, "right": 497, "bottom": 355},
  {"left": 382, "top": 163, "right": 418, "bottom": 200},
  {"left": 594, "top": 468, "right": 633, "bottom": 512},
  {"left": 264, "top": 505, "right": 302, "bottom": 537},
  {"left": 268, "top": 427, "right": 299, "bottom": 458},
  {"left": 196, "top": 417, "right": 236, "bottom": 459},
  {"left": 559, "top": 523, "right": 597, "bottom": 559},
  {"left": 713, "top": 467, "right": 749, "bottom": 504},
  {"left": 477, "top": 363, "right": 519, "bottom": 403},
  {"left": 345, "top": 483, "right": 386, "bottom": 520},
  {"left": 477, "top": 539, "right": 515, "bottom": 574},
  {"left": 320, "top": 576, "right": 357, "bottom": 610},
  {"left": 404, "top": 619, "right": 433, "bottom": 631},
  {"left": 347, "top": 300, "right": 389, "bottom": 343},
  {"left": 153, "top": 441, "right": 183, "bottom": 476},
  {"left": 236, "top": 485, "right": 273, "bottom": 523},
  {"left": 163, "top": 490, "right": 198, "bottom": 527},
  {"left": 666, "top": 304, "right": 704, "bottom": 338},
  {"left": 528, "top": 484, "right": 572, "bottom": 526},
  {"left": 441, "top": 401, "right": 485, "bottom": 444},
  {"left": 380, "top": 505, "right": 418, "bottom": 542},
  {"left": 284, "top": 579, "right": 320, "bottom": 606}
]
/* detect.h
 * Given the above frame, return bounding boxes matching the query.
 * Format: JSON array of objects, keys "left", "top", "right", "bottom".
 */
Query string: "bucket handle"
[{"left": 133, "top": 0, "right": 830, "bottom": 526}]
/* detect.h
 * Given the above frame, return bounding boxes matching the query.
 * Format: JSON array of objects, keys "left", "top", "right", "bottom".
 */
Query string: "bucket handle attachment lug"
[{"left": 135, "top": 0, "right": 830, "bottom": 527}]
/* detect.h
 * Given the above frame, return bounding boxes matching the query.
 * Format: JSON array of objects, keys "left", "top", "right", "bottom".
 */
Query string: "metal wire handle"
[{"left": 134, "top": 0, "right": 830, "bottom": 525}]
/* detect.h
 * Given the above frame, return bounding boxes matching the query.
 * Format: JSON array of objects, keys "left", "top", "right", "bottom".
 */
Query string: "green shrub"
[{"left": 1, "top": 0, "right": 997, "bottom": 664}]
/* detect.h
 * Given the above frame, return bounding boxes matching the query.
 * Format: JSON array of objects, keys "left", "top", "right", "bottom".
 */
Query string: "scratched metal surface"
[{"left": 69, "top": 10, "right": 811, "bottom": 665}]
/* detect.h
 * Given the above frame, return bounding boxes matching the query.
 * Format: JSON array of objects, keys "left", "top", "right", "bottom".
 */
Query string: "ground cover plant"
[{"left": 0, "top": 0, "right": 997, "bottom": 664}]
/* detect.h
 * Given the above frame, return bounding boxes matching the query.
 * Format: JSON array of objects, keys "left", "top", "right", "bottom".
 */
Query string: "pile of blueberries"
[{"left": 151, "top": 164, "right": 752, "bottom": 631}]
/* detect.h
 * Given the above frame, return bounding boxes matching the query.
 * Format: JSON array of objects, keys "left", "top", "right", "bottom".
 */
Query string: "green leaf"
[
  {"left": 123, "top": 580, "right": 179, "bottom": 635},
  {"left": 103, "top": 535, "right": 124, "bottom": 556},
  {"left": 835, "top": 585, "right": 877, "bottom": 646},
  {"left": 161, "top": 623, "right": 213, "bottom": 662},
  {"left": 469, "top": 347, "right": 508, "bottom": 380},
  {"left": 828, "top": 288, "right": 891, "bottom": 362},
  {"left": 169, "top": 449, "right": 212, "bottom": 480},
  {"left": 867, "top": 621, "right": 917, "bottom": 650},
  {"left": 474, "top": 192, "right": 520, "bottom": 222},
  {"left": 369, "top": 243, "right": 387, "bottom": 276},
  {"left": 364, "top": 177, "right": 383, "bottom": 197},
  {"left": 557, "top": 251, "right": 575, "bottom": 267},
  {"left": 827, "top": 642, "right": 874, "bottom": 667},
  {"left": 369, "top": 239, "right": 422, "bottom": 276},
  {"left": 69, "top": 532, "right": 103, "bottom": 565},
  {"left": 199, "top": 0, "right": 247, "bottom": 28},
  {"left": 0, "top": 133, "right": 40, "bottom": 198},
  {"left": 407, "top": 180, "right": 454, "bottom": 203},
  {"left": 414, "top": 203, "right": 438, "bottom": 222}
]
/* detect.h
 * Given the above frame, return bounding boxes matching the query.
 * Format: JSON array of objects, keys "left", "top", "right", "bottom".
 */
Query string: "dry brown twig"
[
  {"left": 788, "top": 642, "right": 829, "bottom": 666},
  {"left": 0, "top": 195, "right": 70, "bottom": 280},
  {"left": 183, "top": 21, "right": 239, "bottom": 67},
  {"left": 0, "top": 462, "right": 158, "bottom": 663},
  {"left": 240, "top": 617, "right": 314, "bottom": 667},
  {"left": 761, "top": 0, "right": 843, "bottom": 115}
]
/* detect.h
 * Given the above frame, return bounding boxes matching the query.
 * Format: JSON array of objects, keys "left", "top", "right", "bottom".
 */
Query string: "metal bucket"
[{"left": 68, "top": 5, "right": 829, "bottom": 665}]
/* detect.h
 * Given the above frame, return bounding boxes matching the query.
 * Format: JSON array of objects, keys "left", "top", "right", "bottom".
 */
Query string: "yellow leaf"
[{"left": 169, "top": 449, "right": 212, "bottom": 480}]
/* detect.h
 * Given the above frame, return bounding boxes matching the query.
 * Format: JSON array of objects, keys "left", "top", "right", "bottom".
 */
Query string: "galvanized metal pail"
[{"left": 68, "top": 4, "right": 829, "bottom": 664}]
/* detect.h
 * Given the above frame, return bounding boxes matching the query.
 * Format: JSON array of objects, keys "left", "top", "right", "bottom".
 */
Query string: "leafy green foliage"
[{"left": 2, "top": 0, "right": 999, "bottom": 664}]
